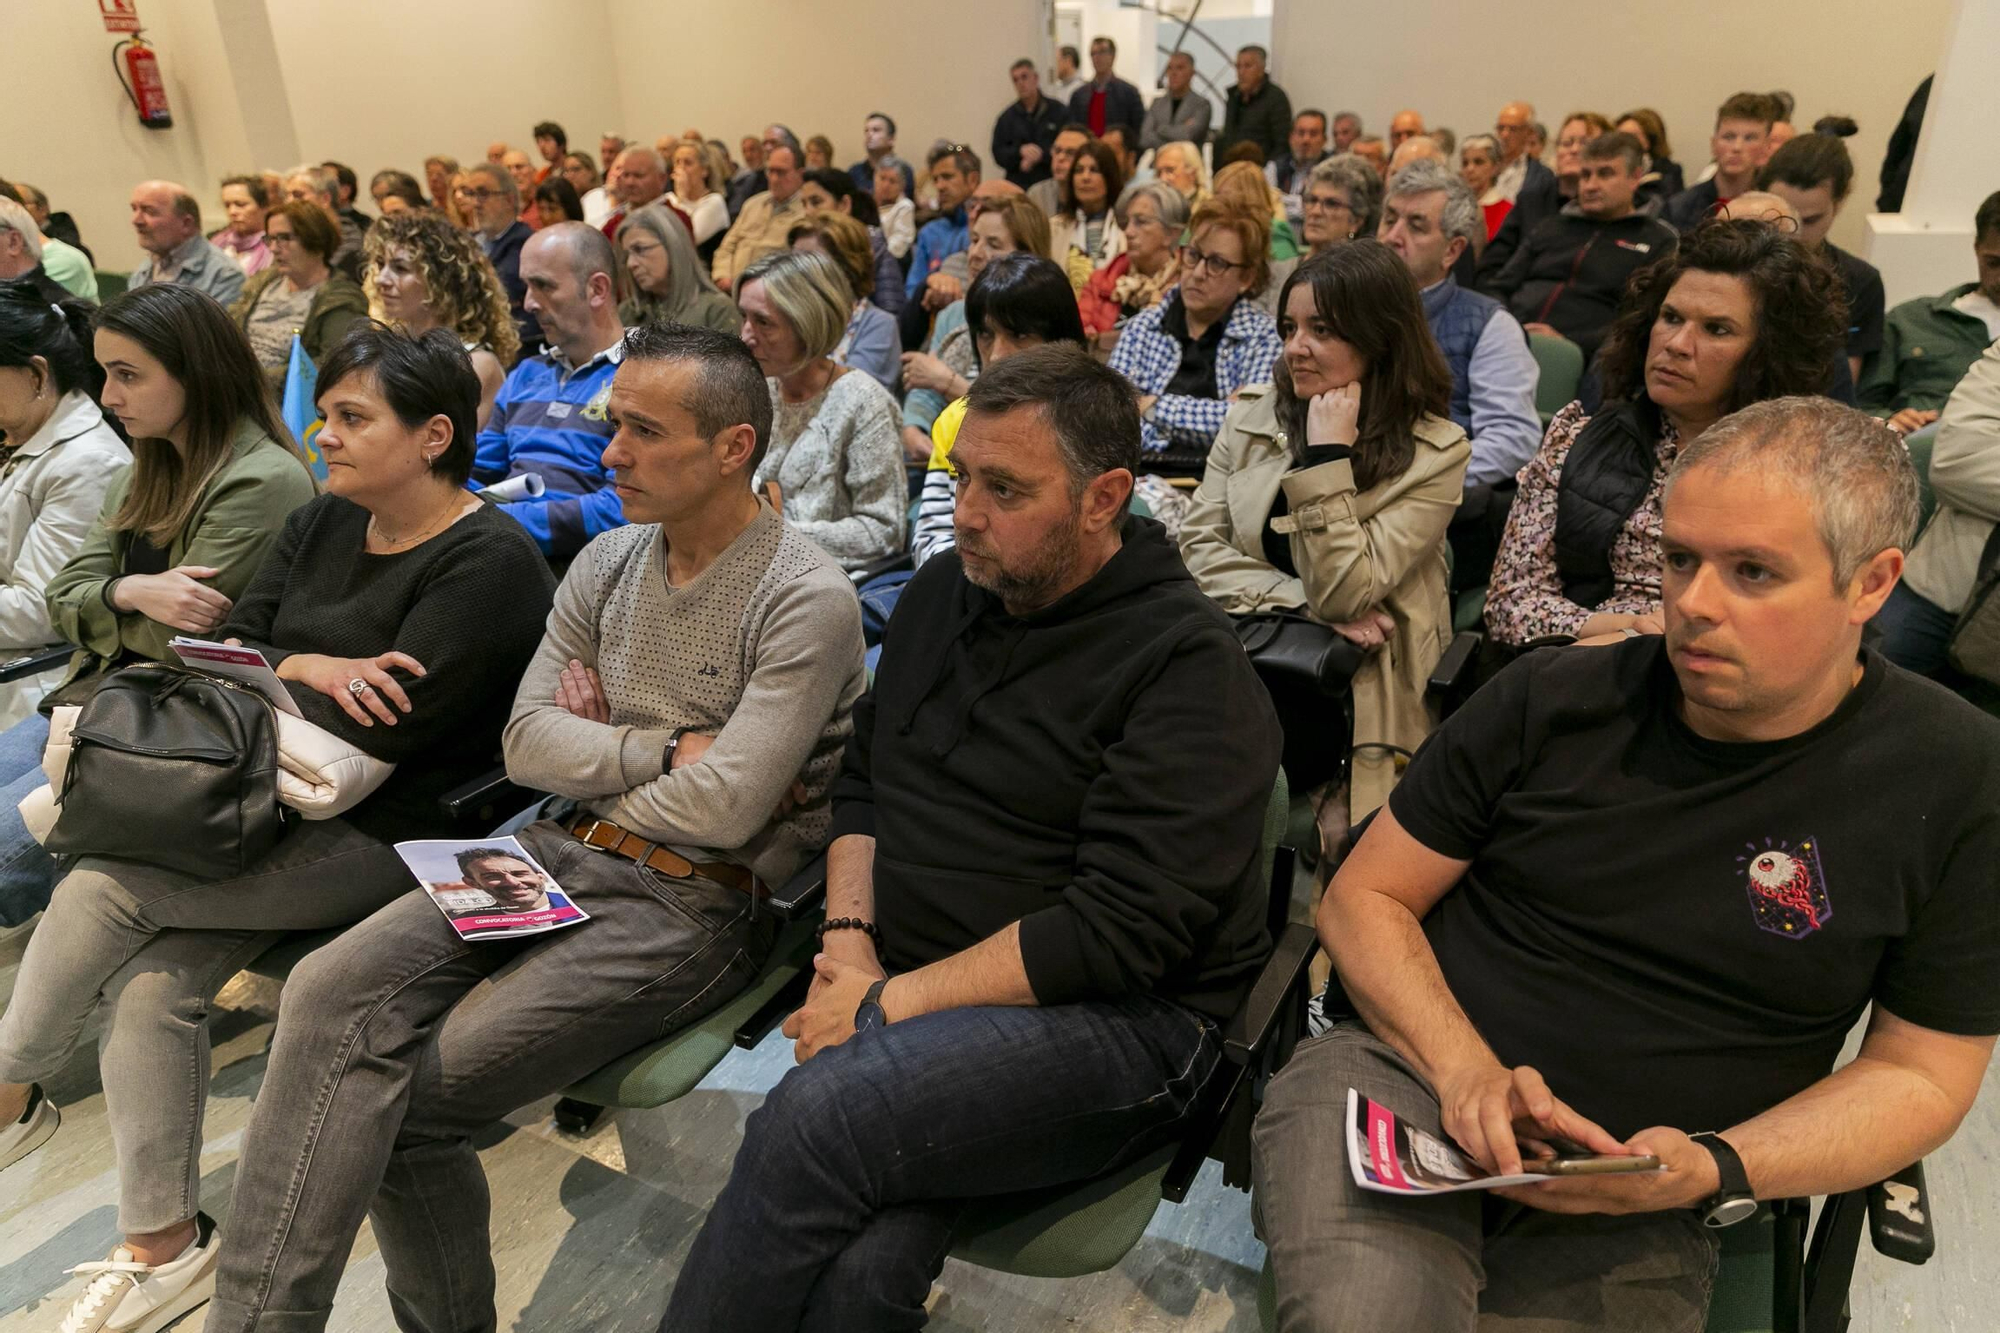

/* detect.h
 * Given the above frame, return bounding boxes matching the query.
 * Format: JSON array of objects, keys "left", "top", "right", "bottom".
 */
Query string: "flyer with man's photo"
[{"left": 396, "top": 837, "right": 589, "bottom": 942}]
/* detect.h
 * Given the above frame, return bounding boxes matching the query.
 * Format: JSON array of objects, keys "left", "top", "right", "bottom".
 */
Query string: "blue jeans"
[
  {"left": 663, "top": 995, "right": 1221, "bottom": 1332},
  {"left": 1875, "top": 581, "right": 1957, "bottom": 677},
  {"left": 857, "top": 568, "right": 913, "bottom": 649},
  {"left": 0, "top": 711, "right": 58, "bottom": 926}
]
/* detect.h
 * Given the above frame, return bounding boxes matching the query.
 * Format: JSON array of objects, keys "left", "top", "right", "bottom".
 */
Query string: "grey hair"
[
  {"left": 737, "top": 249, "right": 853, "bottom": 362},
  {"left": 1333, "top": 111, "right": 1362, "bottom": 129},
  {"left": 1151, "top": 140, "right": 1209, "bottom": 193},
  {"left": 284, "top": 163, "right": 338, "bottom": 202},
  {"left": 618, "top": 201, "right": 723, "bottom": 321},
  {"left": 1460, "top": 133, "right": 1501, "bottom": 164},
  {"left": 616, "top": 145, "right": 667, "bottom": 177},
  {"left": 0, "top": 199, "right": 44, "bottom": 260},
  {"left": 1666, "top": 396, "right": 1921, "bottom": 587},
  {"left": 535, "top": 220, "right": 617, "bottom": 290},
  {"left": 1307, "top": 153, "right": 1384, "bottom": 236},
  {"left": 1386, "top": 160, "right": 1481, "bottom": 253},
  {"left": 466, "top": 161, "right": 519, "bottom": 209},
  {"left": 1114, "top": 181, "right": 1190, "bottom": 235}
]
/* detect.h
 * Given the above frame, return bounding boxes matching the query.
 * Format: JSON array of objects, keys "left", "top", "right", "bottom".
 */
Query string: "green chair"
[
  {"left": 1528, "top": 333, "right": 1585, "bottom": 426},
  {"left": 943, "top": 772, "right": 1314, "bottom": 1279},
  {"left": 555, "top": 915, "right": 820, "bottom": 1128},
  {"left": 550, "top": 857, "right": 831, "bottom": 1134},
  {"left": 94, "top": 271, "right": 129, "bottom": 300}
]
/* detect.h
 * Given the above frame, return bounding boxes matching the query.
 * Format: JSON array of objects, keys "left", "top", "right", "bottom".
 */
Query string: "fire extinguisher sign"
[{"left": 100, "top": 0, "right": 142, "bottom": 34}]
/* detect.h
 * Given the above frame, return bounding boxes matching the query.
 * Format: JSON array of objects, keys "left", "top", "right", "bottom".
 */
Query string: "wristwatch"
[
  {"left": 662, "top": 726, "right": 691, "bottom": 773},
  {"left": 854, "top": 979, "right": 889, "bottom": 1032},
  {"left": 1690, "top": 1132, "right": 1757, "bottom": 1227}
]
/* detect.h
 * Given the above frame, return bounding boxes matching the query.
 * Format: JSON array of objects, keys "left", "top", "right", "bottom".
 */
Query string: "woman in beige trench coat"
[{"left": 1181, "top": 244, "right": 1469, "bottom": 859}]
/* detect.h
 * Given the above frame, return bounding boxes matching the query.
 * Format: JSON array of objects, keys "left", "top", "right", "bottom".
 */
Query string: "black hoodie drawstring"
[
  {"left": 892, "top": 599, "right": 987, "bottom": 737},
  {"left": 930, "top": 620, "right": 1028, "bottom": 757}
]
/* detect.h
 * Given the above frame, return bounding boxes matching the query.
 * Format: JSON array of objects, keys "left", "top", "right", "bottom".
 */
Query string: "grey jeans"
[
  {"left": 1251, "top": 1022, "right": 1719, "bottom": 1333},
  {"left": 205, "top": 819, "right": 775, "bottom": 1333},
  {"left": 0, "top": 817, "right": 412, "bottom": 1234}
]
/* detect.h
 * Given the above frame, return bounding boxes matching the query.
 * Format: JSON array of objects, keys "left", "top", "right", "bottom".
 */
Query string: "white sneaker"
[
  {"left": 59, "top": 1214, "right": 219, "bottom": 1333},
  {"left": 0, "top": 1083, "right": 58, "bottom": 1171}
]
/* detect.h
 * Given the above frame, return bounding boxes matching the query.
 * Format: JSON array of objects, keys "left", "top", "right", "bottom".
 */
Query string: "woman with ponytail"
[{"left": 0, "top": 283, "right": 131, "bottom": 727}]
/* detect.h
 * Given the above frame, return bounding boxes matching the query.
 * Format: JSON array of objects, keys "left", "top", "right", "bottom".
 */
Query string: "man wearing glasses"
[
  {"left": 459, "top": 161, "right": 541, "bottom": 351},
  {"left": 1490, "top": 100, "right": 1548, "bottom": 206}
]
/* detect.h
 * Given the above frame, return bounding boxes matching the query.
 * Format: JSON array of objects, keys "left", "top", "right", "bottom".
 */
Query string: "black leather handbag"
[
  {"left": 46, "top": 664, "right": 288, "bottom": 880},
  {"left": 1231, "top": 611, "right": 1365, "bottom": 791}
]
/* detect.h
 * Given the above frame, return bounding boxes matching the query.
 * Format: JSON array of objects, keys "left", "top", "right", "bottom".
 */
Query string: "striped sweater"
[{"left": 470, "top": 339, "right": 626, "bottom": 559}]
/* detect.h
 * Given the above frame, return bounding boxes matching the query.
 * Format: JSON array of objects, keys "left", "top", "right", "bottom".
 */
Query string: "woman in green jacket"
[
  {"left": 229, "top": 199, "right": 370, "bottom": 392},
  {"left": 0, "top": 283, "right": 316, "bottom": 924}
]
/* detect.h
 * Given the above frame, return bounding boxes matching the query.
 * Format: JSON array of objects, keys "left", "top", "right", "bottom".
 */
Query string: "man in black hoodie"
[
  {"left": 666, "top": 344, "right": 1283, "bottom": 1331},
  {"left": 1482, "top": 132, "right": 1678, "bottom": 364}
]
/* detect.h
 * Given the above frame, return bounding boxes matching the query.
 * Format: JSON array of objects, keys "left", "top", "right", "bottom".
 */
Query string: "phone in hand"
[{"left": 1520, "top": 1153, "right": 1662, "bottom": 1176}]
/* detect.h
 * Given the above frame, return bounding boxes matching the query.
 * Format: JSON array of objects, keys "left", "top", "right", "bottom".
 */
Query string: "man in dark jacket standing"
[
  {"left": 1215, "top": 45, "right": 1293, "bottom": 161},
  {"left": 1067, "top": 36, "right": 1145, "bottom": 140},
  {"left": 993, "top": 58, "right": 1070, "bottom": 188},
  {"left": 1482, "top": 133, "right": 1677, "bottom": 362},
  {"left": 666, "top": 344, "right": 1283, "bottom": 1332}
]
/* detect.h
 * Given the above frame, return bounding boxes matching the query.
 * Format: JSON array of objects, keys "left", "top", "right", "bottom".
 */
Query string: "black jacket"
[
  {"left": 483, "top": 220, "right": 542, "bottom": 355},
  {"left": 1067, "top": 78, "right": 1146, "bottom": 138},
  {"left": 1483, "top": 207, "right": 1678, "bottom": 360},
  {"left": 993, "top": 95, "right": 1070, "bottom": 188},
  {"left": 1476, "top": 158, "right": 1561, "bottom": 281},
  {"left": 1663, "top": 178, "right": 1724, "bottom": 233},
  {"left": 1216, "top": 80, "right": 1293, "bottom": 160},
  {"left": 831, "top": 516, "right": 1282, "bottom": 1021}
]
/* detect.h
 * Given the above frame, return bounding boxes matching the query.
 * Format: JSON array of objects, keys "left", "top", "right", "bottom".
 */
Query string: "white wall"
[
  {"left": 1270, "top": 0, "right": 1952, "bottom": 254},
  {"left": 5, "top": 0, "right": 1965, "bottom": 273},
  {"left": 263, "top": 0, "right": 626, "bottom": 205},
  {"left": 602, "top": 0, "right": 1043, "bottom": 184}
]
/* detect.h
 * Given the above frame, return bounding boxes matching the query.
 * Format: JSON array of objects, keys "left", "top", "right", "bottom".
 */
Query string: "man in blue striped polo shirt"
[{"left": 470, "top": 222, "right": 630, "bottom": 560}]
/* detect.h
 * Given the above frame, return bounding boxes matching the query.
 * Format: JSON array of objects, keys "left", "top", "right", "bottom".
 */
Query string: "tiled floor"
[{"left": 0, "top": 921, "right": 1992, "bottom": 1332}]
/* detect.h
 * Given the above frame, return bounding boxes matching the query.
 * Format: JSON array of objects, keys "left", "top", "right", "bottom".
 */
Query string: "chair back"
[
  {"left": 1529, "top": 333, "right": 1584, "bottom": 424},
  {"left": 1902, "top": 421, "right": 1938, "bottom": 537}
]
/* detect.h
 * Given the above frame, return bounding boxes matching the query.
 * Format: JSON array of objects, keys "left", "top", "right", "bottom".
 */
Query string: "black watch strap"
[
  {"left": 1691, "top": 1132, "right": 1756, "bottom": 1227},
  {"left": 854, "top": 978, "right": 889, "bottom": 1030}
]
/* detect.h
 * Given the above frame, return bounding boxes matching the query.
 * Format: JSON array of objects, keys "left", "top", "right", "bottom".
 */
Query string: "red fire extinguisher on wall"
[{"left": 113, "top": 36, "right": 173, "bottom": 130}]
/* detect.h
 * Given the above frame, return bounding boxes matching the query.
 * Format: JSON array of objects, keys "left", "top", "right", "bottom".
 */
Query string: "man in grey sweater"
[{"left": 208, "top": 324, "right": 866, "bottom": 1333}]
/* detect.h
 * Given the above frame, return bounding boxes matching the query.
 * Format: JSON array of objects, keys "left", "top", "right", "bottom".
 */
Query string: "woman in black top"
[{"left": 0, "top": 326, "right": 555, "bottom": 1317}]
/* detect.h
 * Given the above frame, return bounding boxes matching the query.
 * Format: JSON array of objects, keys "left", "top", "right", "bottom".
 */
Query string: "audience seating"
[
  {"left": 93, "top": 272, "right": 129, "bottom": 300},
  {"left": 0, "top": 645, "right": 72, "bottom": 686},
  {"left": 1529, "top": 333, "right": 1585, "bottom": 425},
  {"left": 945, "top": 772, "right": 1309, "bottom": 1279}
]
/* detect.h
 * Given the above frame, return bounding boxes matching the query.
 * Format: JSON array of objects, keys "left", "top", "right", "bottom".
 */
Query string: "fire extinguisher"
[{"left": 113, "top": 36, "right": 173, "bottom": 130}]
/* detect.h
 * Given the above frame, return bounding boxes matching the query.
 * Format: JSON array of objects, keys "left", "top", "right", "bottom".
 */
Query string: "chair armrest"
[
  {"left": 849, "top": 550, "right": 915, "bottom": 587},
  {"left": 768, "top": 849, "right": 828, "bottom": 920},
  {"left": 1222, "top": 921, "right": 1318, "bottom": 1065},
  {"left": 0, "top": 645, "right": 70, "bottom": 684},
  {"left": 1868, "top": 1160, "right": 1934, "bottom": 1264},
  {"left": 439, "top": 767, "right": 542, "bottom": 825},
  {"left": 1426, "top": 630, "right": 1480, "bottom": 697}
]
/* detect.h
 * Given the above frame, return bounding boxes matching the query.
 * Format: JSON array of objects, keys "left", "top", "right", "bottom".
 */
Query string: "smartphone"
[{"left": 1520, "top": 1153, "right": 1661, "bottom": 1176}]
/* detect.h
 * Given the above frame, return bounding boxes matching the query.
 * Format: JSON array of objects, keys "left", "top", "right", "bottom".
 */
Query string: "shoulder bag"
[
  {"left": 44, "top": 663, "right": 287, "bottom": 879},
  {"left": 1231, "top": 610, "right": 1365, "bottom": 792}
]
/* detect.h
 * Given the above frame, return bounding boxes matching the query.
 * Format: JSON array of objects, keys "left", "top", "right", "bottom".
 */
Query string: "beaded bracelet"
[{"left": 817, "top": 916, "right": 882, "bottom": 947}]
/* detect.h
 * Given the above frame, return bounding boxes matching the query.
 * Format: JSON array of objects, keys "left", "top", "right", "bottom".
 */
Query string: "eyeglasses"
[
  {"left": 1182, "top": 245, "right": 1250, "bottom": 277},
  {"left": 454, "top": 187, "right": 505, "bottom": 202},
  {"left": 267, "top": 231, "right": 296, "bottom": 244},
  {"left": 1302, "top": 194, "right": 1353, "bottom": 214}
]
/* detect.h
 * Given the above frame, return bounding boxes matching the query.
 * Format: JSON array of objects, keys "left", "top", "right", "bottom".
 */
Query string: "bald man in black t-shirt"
[{"left": 1253, "top": 396, "right": 2000, "bottom": 1332}]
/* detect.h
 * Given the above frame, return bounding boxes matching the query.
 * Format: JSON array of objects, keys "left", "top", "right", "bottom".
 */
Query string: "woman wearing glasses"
[
  {"left": 1107, "top": 199, "right": 1282, "bottom": 474},
  {"left": 228, "top": 200, "right": 369, "bottom": 391}
]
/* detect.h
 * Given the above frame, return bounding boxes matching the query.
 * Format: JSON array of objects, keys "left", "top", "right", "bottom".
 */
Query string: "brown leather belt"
[{"left": 567, "top": 816, "right": 763, "bottom": 898}]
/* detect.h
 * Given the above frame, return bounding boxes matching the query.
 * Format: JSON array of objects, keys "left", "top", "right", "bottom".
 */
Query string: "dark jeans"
[
  {"left": 1252, "top": 1022, "right": 1718, "bottom": 1332},
  {"left": 206, "top": 819, "right": 775, "bottom": 1333},
  {"left": 1874, "top": 581, "right": 1957, "bottom": 677},
  {"left": 664, "top": 994, "right": 1222, "bottom": 1332}
]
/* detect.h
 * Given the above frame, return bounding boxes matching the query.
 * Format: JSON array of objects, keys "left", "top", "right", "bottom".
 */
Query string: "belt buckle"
[
  {"left": 574, "top": 818, "right": 616, "bottom": 850},
  {"left": 1292, "top": 502, "right": 1328, "bottom": 532}
]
